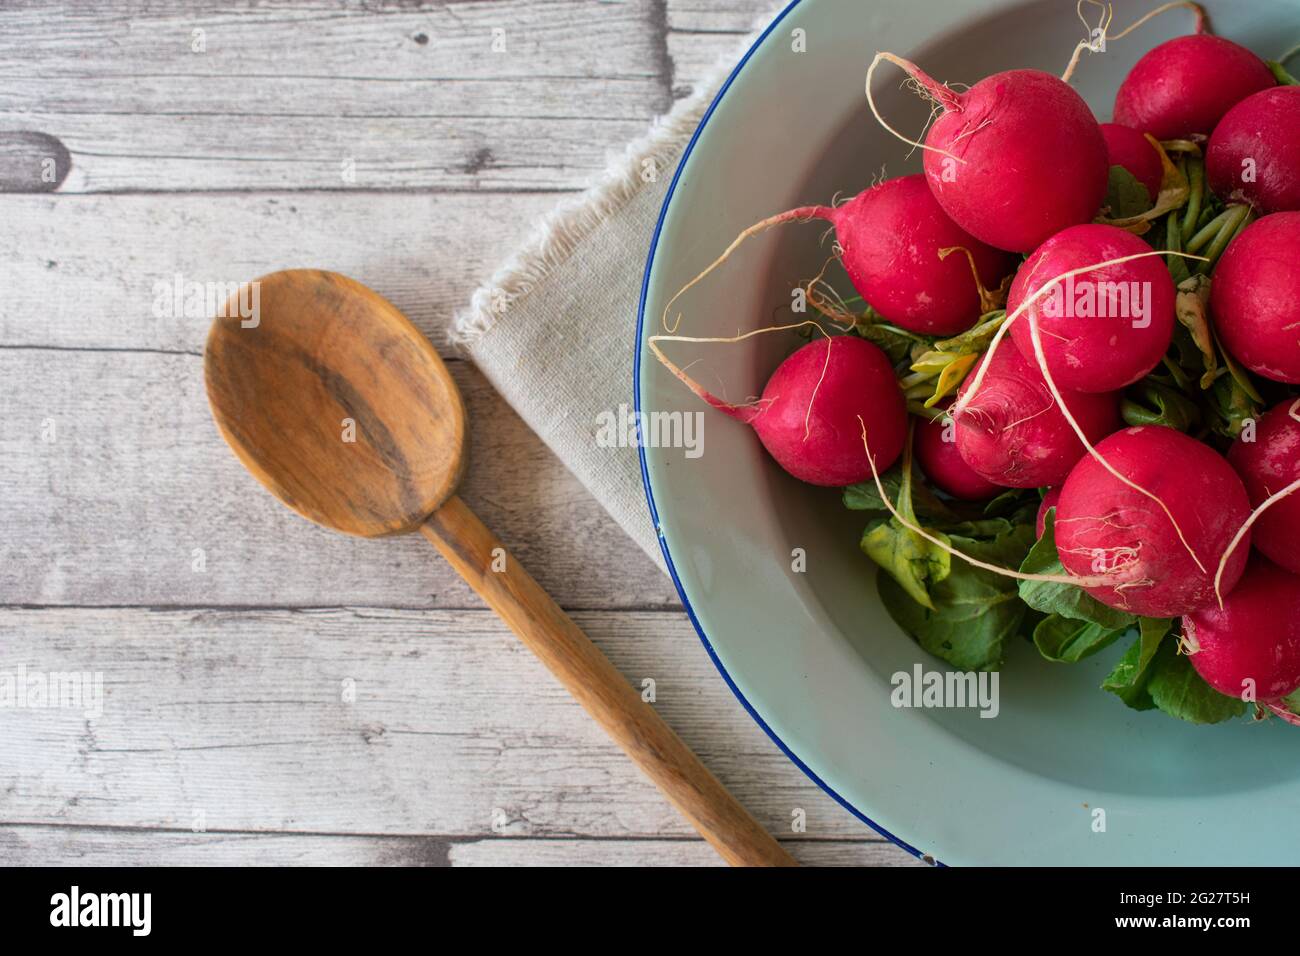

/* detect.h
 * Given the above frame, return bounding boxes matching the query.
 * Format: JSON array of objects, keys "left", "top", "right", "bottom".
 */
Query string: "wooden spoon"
[{"left": 204, "top": 269, "right": 796, "bottom": 867}]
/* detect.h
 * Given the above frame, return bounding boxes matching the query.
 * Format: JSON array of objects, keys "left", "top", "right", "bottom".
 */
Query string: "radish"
[
  {"left": 1227, "top": 400, "right": 1300, "bottom": 576},
  {"left": 913, "top": 410, "right": 1001, "bottom": 501},
  {"left": 662, "top": 175, "right": 1011, "bottom": 338},
  {"left": 1036, "top": 488, "right": 1062, "bottom": 539},
  {"left": 1113, "top": 34, "right": 1276, "bottom": 140},
  {"left": 1100, "top": 122, "right": 1164, "bottom": 201},
  {"left": 954, "top": 343, "right": 1121, "bottom": 489},
  {"left": 1055, "top": 426, "right": 1251, "bottom": 617},
  {"left": 1209, "top": 212, "right": 1300, "bottom": 383},
  {"left": 1185, "top": 556, "right": 1300, "bottom": 703},
  {"left": 649, "top": 332, "right": 906, "bottom": 487},
  {"left": 825, "top": 175, "right": 1013, "bottom": 335},
  {"left": 1006, "top": 224, "right": 1176, "bottom": 393},
  {"left": 866, "top": 57, "right": 1108, "bottom": 253},
  {"left": 1207, "top": 87, "right": 1300, "bottom": 214}
]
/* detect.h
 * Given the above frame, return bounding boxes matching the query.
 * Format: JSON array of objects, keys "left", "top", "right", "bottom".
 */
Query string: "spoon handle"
[{"left": 421, "top": 495, "right": 796, "bottom": 867}]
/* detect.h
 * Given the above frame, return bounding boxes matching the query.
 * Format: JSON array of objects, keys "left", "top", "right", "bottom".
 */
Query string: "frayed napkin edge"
[{"left": 449, "top": 45, "right": 753, "bottom": 349}]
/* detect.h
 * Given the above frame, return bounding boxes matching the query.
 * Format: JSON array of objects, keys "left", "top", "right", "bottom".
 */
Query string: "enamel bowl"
[{"left": 635, "top": 0, "right": 1300, "bottom": 864}]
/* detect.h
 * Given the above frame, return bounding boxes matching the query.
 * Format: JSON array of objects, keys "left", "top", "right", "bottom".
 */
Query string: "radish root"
[
  {"left": 865, "top": 52, "right": 966, "bottom": 166},
  {"left": 647, "top": 321, "right": 834, "bottom": 423},
  {"left": 1262, "top": 701, "right": 1300, "bottom": 726},
  {"left": 660, "top": 205, "right": 831, "bottom": 334},
  {"left": 1062, "top": 1, "right": 1209, "bottom": 84},
  {"left": 856, "top": 416, "right": 1116, "bottom": 588}
]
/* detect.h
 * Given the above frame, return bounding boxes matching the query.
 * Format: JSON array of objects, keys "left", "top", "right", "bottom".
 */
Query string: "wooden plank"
[
  {"left": 0, "top": 348, "right": 676, "bottom": 608},
  {"left": 0, "top": 191, "right": 565, "bottom": 353},
  {"left": 662, "top": 0, "right": 770, "bottom": 97},
  {"left": 448, "top": 836, "right": 918, "bottom": 866},
  {"left": 1, "top": 826, "right": 918, "bottom": 866},
  {"left": 0, "top": 607, "right": 898, "bottom": 844},
  {"left": 667, "top": 0, "right": 776, "bottom": 34},
  {"left": 5, "top": 113, "right": 656, "bottom": 193},
  {"left": 666, "top": 31, "right": 750, "bottom": 96},
  {"left": 0, "top": 0, "right": 673, "bottom": 192}
]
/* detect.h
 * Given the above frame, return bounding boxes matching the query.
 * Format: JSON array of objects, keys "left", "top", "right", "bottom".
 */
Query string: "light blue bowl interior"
[{"left": 637, "top": 0, "right": 1300, "bottom": 864}]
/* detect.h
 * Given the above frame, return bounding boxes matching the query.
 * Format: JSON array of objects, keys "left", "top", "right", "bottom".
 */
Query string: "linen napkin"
[{"left": 450, "top": 41, "right": 762, "bottom": 572}]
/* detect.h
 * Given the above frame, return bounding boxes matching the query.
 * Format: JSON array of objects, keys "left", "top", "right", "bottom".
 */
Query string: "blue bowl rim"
[{"left": 631, "top": 0, "right": 934, "bottom": 866}]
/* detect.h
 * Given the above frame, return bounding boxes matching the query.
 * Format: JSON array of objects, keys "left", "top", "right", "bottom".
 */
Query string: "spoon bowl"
[{"left": 204, "top": 269, "right": 465, "bottom": 537}]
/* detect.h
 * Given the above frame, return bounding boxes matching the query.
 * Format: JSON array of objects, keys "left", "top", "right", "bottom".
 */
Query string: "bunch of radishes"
[{"left": 653, "top": 3, "right": 1300, "bottom": 725}]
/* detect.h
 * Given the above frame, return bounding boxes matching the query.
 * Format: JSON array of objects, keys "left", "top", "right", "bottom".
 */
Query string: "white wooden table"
[{"left": 0, "top": 0, "right": 914, "bottom": 866}]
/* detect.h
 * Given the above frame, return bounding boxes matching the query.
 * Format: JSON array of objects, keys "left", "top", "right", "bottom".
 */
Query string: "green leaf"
[
  {"left": 862, "top": 516, "right": 951, "bottom": 610},
  {"left": 876, "top": 524, "right": 1036, "bottom": 671},
  {"left": 842, "top": 466, "right": 956, "bottom": 524},
  {"left": 853, "top": 321, "right": 916, "bottom": 366},
  {"left": 858, "top": 439, "right": 956, "bottom": 611},
  {"left": 1120, "top": 379, "right": 1200, "bottom": 431},
  {"left": 1104, "top": 164, "right": 1153, "bottom": 219},
  {"left": 984, "top": 489, "right": 1031, "bottom": 517},
  {"left": 1033, "top": 614, "right": 1130, "bottom": 663},
  {"left": 848, "top": 306, "right": 927, "bottom": 366},
  {"left": 1147, "top": 640, "right": 1248, "bottom": 724},
  {"left": 1174, "top": 274, "right": 1217, "bottom": 389},
  {"left": 1017, "top": 510, "right": 1137, "bottom": 629},
  {"left": 933, "top": 310, "right": 1006, "bottom": 354},
  {"left": 1102, "top": 617, "right": 1172, "bottom": 710},
  {"left": 942, "top": 517, "right": 1016, "bottom": 540},
  {"left": 1209, "top": 371, "right": 1261, "bottom": 439}
]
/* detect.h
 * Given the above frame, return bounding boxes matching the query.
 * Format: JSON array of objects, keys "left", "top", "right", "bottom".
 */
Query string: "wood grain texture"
[
  {"left": 0, "top": 606, "right": 913, "bottom": 859},
  {"left": 0, "top": 0, "right": 673, "bottom": 193},
  {"left": 0, "top": 192, "right": 563, "bottom": 353},
  {"left": 667, "top": 0, "right": 780, "bottom": 34},
  {"left": 662, "top": 1, "right": 775, "bottom": 98},
  {"left": 423, "top": 497, "right": 795, "bottom": 866},
  {"left": 0, "top": 347, "right": 676, "bottom": 608},
  {"left": 1, "top": 826, "right": 919, "bottom": 867}
]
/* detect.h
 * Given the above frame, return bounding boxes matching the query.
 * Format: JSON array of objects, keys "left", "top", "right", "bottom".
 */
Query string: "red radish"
[
  {"left": 1113, "top": 34, "right": 1276, "bottom": 140},
  {"left": 1036, "top": 488, "right": 1062, "bottom": 539},
  {"left": 1185, "top": 556, "right": 1300, "bottom": 702},
  {"left": 1006, "top": 224, "right": 1176, "bottom": 393},
  {"left": 663, "top": 176, "right": 1012, "bottom": 338},
  {"left": 1055, "top": 426, "right": 1251, "bottom": 617},
  {"left": 1207, "top": 87, "right": 1300, "bottom": 214},
  {"left": 1209, "top": 212, "right": 1300, "bottom": 383},
  {"left": 651, "top": 335, "right": 906, "bottom": 487},
  {"left": 665, "top": 178, "right": 1008, "bottom": 338},
  {"left": 824, "top": 176, "right": 1013, "bottom": 335},
  {"left": 954, "top": 343, "right": 1121, "bottom": 489},
  {"left": 1227, "top": 401, "right": 1300, "bottom": 575},
  {"left": 867, "top": 57, "right": 1108, "bottom": 253},
  {"left": 1100, "top": 122, "right": 1164, "bottom": 201},
  {"left": 913, "top": 410, "right": 1001, "bottom": 501}
]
